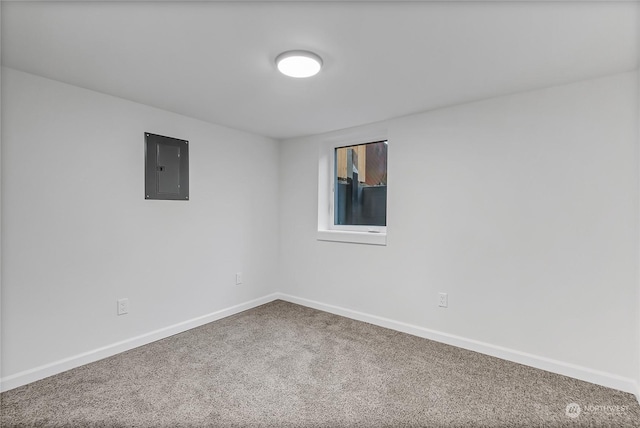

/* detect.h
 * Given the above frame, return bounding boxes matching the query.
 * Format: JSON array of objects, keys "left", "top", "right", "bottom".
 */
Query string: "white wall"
[
  {"left": 279, "top": 72, "right": 639, "bottom": 389},
  {"left": 1, "top": 68, "right": 280, "bottom": 381},
  {"left": 2, "top": 66, "right": 638, "bottom": 397},
  {"left": 637, "top": 9, "right": 640, "bottom": 398},
  {"left": 0, "top": 6, "right": 3, "bottom": 388}
]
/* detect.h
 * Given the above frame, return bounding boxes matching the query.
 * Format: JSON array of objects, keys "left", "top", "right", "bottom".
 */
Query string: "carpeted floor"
[{"left": 1, "top": 300, "right": 639, "bottom": 427}]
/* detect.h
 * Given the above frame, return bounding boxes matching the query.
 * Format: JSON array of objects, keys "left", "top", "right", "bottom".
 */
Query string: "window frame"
[{"left": 317, "top": 129, "right": 388, "bottom": 246}]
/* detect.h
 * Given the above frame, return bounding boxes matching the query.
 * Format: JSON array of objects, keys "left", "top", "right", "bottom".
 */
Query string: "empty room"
[{"left": 1, "top": 1, "right": 640, "bottom": 426}]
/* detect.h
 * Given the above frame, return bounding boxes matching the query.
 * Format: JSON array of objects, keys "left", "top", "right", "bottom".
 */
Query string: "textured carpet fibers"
[{"left": 1, "top": 300, "right": 639, "bottom": 427}]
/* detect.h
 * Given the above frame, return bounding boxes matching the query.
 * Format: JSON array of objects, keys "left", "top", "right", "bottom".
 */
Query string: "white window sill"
[{"left": 317, "top": 230, "right": 387, "bottom": 246}]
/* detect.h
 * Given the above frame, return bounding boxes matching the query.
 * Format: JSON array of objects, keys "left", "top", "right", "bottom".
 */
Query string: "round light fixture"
[{"left": 275, "top": 50, "right": 323, "bottom": 78}]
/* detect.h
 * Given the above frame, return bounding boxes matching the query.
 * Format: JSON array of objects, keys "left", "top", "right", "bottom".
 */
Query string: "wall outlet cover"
[
  {"left": 438, "top": 292, "right": 448, "bottom": 308},
  {"left": 117, "top": 298, "right": 129, "bottom": 315}
]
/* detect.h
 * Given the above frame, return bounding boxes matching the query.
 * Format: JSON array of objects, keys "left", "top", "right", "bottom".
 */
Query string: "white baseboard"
[
  {"left": 275, "top": 293, "right": 639, "bottom": 399},
  {"left": 0, "top": 293, "right": 280, "bottom": 392},
  {"left": 3, "top": 292, "right": 638, "bottom": 406}
]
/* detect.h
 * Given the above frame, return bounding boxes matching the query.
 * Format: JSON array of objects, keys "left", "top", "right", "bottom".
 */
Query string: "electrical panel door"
[{"left": 145, "top": 133, "right": 189, "bottom": 200}]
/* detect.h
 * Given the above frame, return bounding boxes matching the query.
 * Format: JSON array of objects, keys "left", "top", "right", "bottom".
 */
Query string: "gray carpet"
[{"left": 1, "top": 300, "right": 639, "bottom": 427}]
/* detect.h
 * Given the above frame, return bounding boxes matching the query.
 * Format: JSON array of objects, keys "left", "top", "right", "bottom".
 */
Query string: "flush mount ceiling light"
[{"left": 275, "top": 50, "right": 323, "bottom": 78}]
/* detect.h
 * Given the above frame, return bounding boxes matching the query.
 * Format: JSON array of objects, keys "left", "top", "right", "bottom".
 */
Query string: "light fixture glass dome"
[{"left": 275, "top": 50, "right": 323, "bottom": 78}]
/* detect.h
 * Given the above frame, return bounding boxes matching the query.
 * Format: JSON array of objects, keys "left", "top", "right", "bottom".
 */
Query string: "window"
[
  {"left": 333, "top": 141, "right": 387, "bottom": 229},
  {"left": 317, "top": 131, "right": 388, "bottom": 246}
]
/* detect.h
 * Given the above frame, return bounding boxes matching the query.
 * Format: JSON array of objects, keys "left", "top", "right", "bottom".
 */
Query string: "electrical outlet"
[
  {"left": 235, "top": 272, "right": 243, "bottom": 285},
  {"left": 438, "top": 293, "right": 448, "bottom": 308},
  {"left": 117, "top": 298, "right": 129, "bottom": 315}
]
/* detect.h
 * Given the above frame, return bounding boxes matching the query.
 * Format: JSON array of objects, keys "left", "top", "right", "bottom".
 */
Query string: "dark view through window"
[{"left": 335, "top": 141, "right": 387, "bottom": 227}]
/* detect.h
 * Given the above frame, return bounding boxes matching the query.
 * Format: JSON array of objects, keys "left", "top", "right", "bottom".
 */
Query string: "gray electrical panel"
[{"left": 145, "top": 132, "right": 189, "bottom": 200}]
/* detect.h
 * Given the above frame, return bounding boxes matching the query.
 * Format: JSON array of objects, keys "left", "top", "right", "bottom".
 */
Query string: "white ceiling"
[{"left": 2, "top": 1, "right": 638, "bottom": 140}]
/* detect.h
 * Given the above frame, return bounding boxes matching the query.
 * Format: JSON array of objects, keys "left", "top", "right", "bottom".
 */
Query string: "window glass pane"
[{"left": 335, "top": 141, "right": 387, "bottom": 226}]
